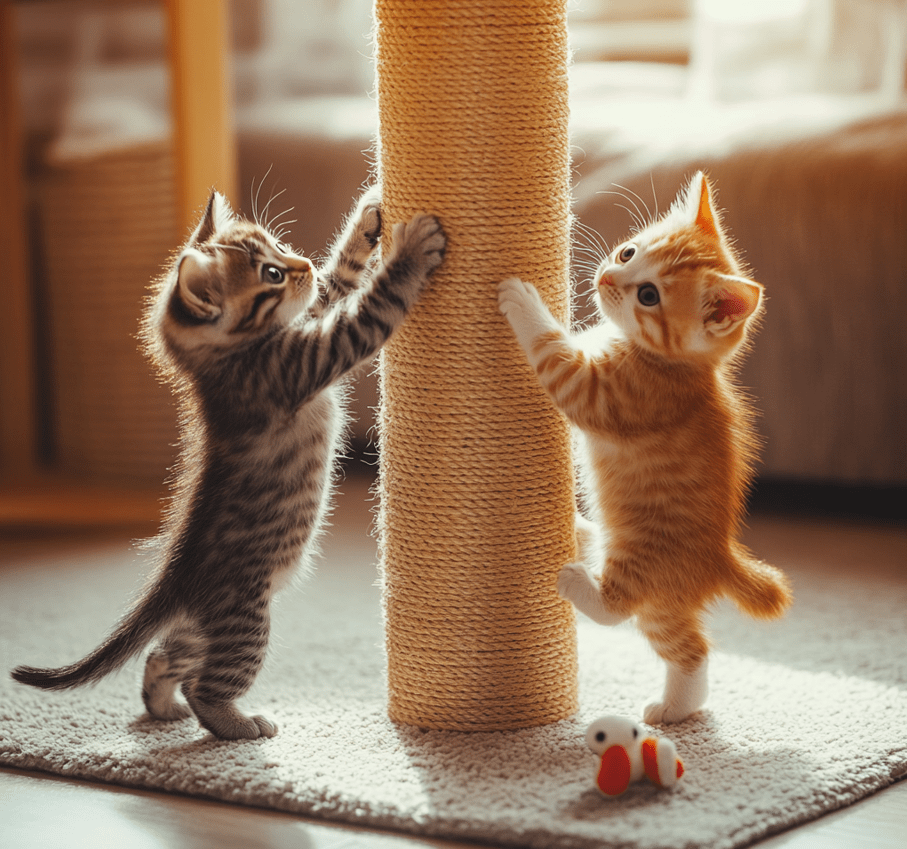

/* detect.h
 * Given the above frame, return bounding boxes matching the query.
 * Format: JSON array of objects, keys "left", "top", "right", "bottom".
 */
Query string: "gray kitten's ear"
[
  {"left": 189, "top": 190, "right": 235, "bottom": 246},
  {"left": 176, "top": 248, "right": 221, "bottom": 320}
]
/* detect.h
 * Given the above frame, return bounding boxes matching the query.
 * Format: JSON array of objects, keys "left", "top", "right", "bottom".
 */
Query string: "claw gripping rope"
[{"left": 375, "top": 0, "right": 578, "bottom": 730}]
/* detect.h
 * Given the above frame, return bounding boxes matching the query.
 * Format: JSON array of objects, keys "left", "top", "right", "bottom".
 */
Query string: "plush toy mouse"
[{"left": 586, "top": 715, "right": 684, "bottom": 797}]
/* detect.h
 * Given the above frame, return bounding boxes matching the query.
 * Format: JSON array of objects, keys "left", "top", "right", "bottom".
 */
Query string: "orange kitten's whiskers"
[
  {"left": 572, "top": 218, "right": 611, "bottom": 297},
  {"left": 612, "top": 183, "right": 655, "bottom": 227}
]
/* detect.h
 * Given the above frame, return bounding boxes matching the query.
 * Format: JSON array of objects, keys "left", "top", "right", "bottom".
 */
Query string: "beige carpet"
[{"left": 1, "top": 486, "right": 905, "bottom": 849}]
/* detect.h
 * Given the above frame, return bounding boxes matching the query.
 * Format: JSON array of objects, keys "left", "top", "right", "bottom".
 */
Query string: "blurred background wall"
[{"left": 3, "top": 0, "right": 905, "bottom": 519}]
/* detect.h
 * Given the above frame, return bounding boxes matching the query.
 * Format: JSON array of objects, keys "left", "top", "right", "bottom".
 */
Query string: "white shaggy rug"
[{"left": 1, "top": 495, "right": 905, "bottom": 849}]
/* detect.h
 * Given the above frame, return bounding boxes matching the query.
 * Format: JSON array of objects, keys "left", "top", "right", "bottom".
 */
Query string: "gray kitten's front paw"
[
  {"left": 394, "top": 213, "right": 447, "bottom": 278},
  {"left": 356, "top": 185, "right": 382, "bottom": 248}
]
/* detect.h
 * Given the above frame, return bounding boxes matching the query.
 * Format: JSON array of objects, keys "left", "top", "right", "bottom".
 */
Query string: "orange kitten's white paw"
[
  {"left": 497, "top": 276, "right": 544, "bottom": 321},
  {"left": 643, "top": 661, "right": 709, "bottom": 725},
  {"left": 497, "top": 276, "right": 537, "bottom": 311},
  {"left": 557, "top": 563, "right": 628, "bottom": 626},
  {"left": 498, "top": 277, "right": 559, "bottom": 354},
  {"left": 643, "top": 700, "right": 697, "bottom": 725}
]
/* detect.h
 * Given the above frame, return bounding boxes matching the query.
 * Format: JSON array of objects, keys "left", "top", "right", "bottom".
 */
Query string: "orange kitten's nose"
[{"left": 600, "top": 274, "right": 615, "bottom": 287}]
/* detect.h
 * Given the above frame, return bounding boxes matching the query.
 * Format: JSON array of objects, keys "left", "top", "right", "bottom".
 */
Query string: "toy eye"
[
  {"left": 596, "top": 731, "right": 606, "bottom": 743},
  {"left": 262, "top": 264, "right": 285, "bottom": 285},
  {"left": 632, "top": 728, "right": 638, "bottom": 739},
  {"left": 618, "top": 245, "right": 636, "bottom": 263},
  {"left": 637, "top": 283, "right": 660, "bottom": 306}
]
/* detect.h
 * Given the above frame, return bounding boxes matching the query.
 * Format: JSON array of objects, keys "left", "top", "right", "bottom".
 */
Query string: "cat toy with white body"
[{"left": 586, "top": 715, "right": 684, "bottom": 797}]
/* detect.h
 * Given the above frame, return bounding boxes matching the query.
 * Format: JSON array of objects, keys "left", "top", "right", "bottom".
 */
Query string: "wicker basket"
[{"left": 39, "top": 140, "right": 180, "bottom": 486}]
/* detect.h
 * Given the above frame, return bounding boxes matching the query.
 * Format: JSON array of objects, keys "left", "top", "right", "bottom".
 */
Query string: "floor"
[{"left": 2, "top": 470, "right": 905, "bottom": 849}]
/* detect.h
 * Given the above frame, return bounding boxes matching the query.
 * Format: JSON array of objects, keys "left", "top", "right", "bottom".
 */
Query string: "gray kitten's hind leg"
[
  {"left": 180, "top": 630, "right": 277, "bottom": 740},
  {"left": 141, "top": 634, "right": 195, "bottom": 721},
  {"left": 184, "top": 691, "right": 278, "bottom": 740}
]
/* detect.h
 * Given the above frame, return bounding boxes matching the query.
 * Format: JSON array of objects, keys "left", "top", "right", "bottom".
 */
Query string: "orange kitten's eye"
[
  {"left": 618, "top": 245, "right": 636, "bottom": 263},
  {"left": 262, "top": 264, "right": 285, "bottom": 285},
  {"left": 637, "top": 283, "right": 660, "bottom": 306}
]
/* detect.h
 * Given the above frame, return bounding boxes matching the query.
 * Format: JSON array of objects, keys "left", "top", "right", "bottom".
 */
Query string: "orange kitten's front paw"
[
  {"left": 497, "top": 277, "right": 542, "bottom": 322},
  {"left": 498, "top": 277, "right": 559, "bottom": 353}
]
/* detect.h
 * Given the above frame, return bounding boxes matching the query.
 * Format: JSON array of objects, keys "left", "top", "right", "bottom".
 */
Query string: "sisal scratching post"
[{"left": 375, "top": 0, "right": 578, "bottom": 731}]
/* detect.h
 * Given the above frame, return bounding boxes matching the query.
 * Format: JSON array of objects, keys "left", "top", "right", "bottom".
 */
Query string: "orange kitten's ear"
[
  {"left": 176, "top": 248, "right": 222, "bottom": 320},
  {"left": 685, "top": 172, "right": 723, "bottom": 243},
  {"left": 704, "top": 274, "right": 762, "bottom": 337},
  {"left": 189, "top": 190, "right": 235, "bottom": 247}
]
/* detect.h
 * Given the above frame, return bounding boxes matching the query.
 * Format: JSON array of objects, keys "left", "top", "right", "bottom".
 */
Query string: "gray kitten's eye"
[
  {"left": 262, "top": 264, "right": 285, "bottom": 285},
  {"left": 618, "top": 245, "right": 636, "bottom": 263},
  {"left": 637, "top": 283, "right": 660, "bottom": 306}
]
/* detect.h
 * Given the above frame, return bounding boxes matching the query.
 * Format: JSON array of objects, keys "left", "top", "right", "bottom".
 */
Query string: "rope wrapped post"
[{"left": 375, "top": 0, "right": 578, "bottom": 731}]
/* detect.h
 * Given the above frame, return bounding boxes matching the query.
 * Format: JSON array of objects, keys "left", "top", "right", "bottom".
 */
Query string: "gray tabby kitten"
[{"left": 11, "top": 187, "right": 446, "bottom": 739}]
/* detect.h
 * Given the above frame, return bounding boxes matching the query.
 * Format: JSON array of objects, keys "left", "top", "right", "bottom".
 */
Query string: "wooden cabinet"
[{"left": 0, "top": 0, "right": 237, "bottom": 525}]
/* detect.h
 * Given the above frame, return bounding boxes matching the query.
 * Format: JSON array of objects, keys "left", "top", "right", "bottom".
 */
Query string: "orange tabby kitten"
[{"left": 498, "top": 172, "right": 792, "bottom": 724}]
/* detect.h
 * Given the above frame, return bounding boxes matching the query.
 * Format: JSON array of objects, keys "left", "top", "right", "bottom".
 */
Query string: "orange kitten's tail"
[{"left": 725, "top": 549, "right": 793, "bottom": 619}]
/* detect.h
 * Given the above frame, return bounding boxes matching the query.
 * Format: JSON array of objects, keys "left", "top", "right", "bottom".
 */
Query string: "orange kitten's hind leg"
[
  {"left": 642, "top": 660, "right": 709, "bottom": 726},
  {"left": 558, "top": 520, "right": 630, "bottom": 627},
  {"left": 637, "top": 615, "right": 709, "bottom": 724},
  {"left": 558, "top": 563, "right": 630, "bottom": 626}
]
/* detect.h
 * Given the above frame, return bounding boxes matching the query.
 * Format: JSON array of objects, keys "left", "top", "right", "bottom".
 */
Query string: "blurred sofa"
[
  {"left": 236, "top": 61, "right": 907, "bottom": 485},
  {"left": 19, "top": 2, "right": 906, "bottom": 488}
]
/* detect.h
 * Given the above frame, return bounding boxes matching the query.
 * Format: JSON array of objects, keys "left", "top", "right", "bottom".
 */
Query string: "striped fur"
[
  {"left": 499, "top": 173, "right": 791, "bottom": 725},
  {"left": 11, "top": 187, "right": 446, "bottom": 739}
]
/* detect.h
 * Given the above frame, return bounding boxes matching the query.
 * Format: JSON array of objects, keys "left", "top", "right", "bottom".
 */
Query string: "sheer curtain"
[
  {"left": 569, "top": 0, "right": 906, "bottom": 102},
  {"left": 689, "top": 0, "right": 907, "bottom": 101}
]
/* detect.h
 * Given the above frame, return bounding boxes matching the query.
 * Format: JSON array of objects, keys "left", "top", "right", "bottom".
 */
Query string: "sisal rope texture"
[{"left": 374, "top": 0, "right": 579, "bottom": 731}]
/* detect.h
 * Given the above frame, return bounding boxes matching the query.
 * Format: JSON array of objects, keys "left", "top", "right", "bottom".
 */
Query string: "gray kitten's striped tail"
[{"left": 10, "top": 585, "right": 175, "bottom": 691}]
